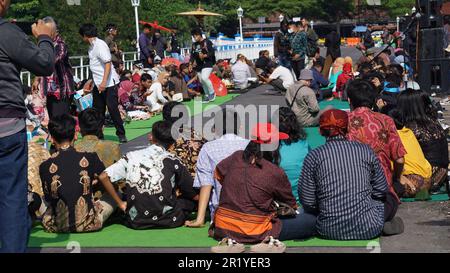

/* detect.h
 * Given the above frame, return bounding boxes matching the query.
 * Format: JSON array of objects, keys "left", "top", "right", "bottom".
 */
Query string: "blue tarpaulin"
[{"left": 353, "top": 26, "right": 368, "bottom": 33}]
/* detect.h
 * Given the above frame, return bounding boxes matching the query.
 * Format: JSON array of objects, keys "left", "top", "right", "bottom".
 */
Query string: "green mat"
[
  {"left": 103, "top": 94, "right": 240, "bottom": 142},
  {"left": 401, "top": 193, "right": 449, "bottom": 203},
  {"left": 28, "top": 224, "right": 378, "bottom": 248},
  {"left": 304, "top": 100, "right": 350, "bottom": 149}
]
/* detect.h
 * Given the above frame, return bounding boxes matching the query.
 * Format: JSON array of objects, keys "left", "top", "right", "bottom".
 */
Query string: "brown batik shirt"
[{"left": 39, "top": 146, "right": 106, "bottom": 233}]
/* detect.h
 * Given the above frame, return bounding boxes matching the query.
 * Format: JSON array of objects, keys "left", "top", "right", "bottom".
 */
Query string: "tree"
[
  {"left": 314, "top": 0, "right": 355, "bottom": 34},
  {"left": 382, "top": 0, "right": 416, "bottom": 17},
  {"left": 5, "top": 0, "right": 40, "bottom": 22}
]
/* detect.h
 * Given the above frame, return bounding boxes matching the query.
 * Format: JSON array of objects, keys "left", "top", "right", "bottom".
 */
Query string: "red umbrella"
[
  {"left": 161, "top": 57, "right": 182, "bottom": 68},
  {"left": 139, "top": 20, "right": 173, "bottom": 33}
]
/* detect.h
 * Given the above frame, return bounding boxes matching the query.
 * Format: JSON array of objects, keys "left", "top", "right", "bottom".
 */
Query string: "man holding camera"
[{"left": 0, "top": 0, "right": 55, "bottom": 252}]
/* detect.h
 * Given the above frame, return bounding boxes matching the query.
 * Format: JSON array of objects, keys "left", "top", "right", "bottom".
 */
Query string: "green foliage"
[
  {"left": 6, "top": 0, "right": 40, "bottom": 22},
  {"left": 382, "top": 0, "right": 416, "bottom": 17}
]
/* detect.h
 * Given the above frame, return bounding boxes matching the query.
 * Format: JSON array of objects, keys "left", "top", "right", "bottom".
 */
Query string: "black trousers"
[
  {"left": 92, "top": 85, "right": 125, "bottom": 138},
  {"left": 384, "top": 192, "right": 399, "bottom": 222},
  {"left": 46, "top": 95, "right": 72, "bottom": 119},
  {"left": 270, "top": 79, "right": 287, "bottom": 92},
  {"left": 292, "top": 58, "right": 305, "bottom": 80}
]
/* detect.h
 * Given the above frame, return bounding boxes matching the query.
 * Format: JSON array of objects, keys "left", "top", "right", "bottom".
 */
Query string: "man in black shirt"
[
  {"left": 190, "top": 28, "right": 216, "bottom": 103},
  {"left": 169, "top": 28, "right": 183, "bottom": 62}
]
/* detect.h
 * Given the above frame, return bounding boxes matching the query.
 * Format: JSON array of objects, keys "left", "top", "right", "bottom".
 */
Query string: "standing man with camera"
[
  {"left": 0, "top": 0, "right": 55, "bottom": 253},
  {"left": 79, "top": 23, "right": 127, "bottom": 143}
]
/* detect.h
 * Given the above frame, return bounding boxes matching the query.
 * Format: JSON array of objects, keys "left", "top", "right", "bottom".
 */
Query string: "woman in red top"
[{"left": 335, "top": 63, "right": 354, "bottom": 99}]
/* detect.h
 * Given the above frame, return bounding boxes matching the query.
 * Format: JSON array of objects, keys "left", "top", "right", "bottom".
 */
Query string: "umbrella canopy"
[
  {"left": 176, "top": 2, "right": 224, "bottom": 17},
  {"left": 353, "top": 26, "right": 368, "bottom": 33},
  {"left": 139, "top": 20, "right": 173, "bottom": 33}
]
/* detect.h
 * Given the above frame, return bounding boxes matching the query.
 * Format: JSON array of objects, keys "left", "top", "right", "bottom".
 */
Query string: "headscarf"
[{"left": 319, "top": 109, "right": 349, "bottom": 138}]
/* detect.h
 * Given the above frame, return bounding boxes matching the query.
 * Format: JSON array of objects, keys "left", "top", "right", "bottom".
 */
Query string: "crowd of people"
[{"left": 0, "top": 0, "right": 449, "bottom": 254}]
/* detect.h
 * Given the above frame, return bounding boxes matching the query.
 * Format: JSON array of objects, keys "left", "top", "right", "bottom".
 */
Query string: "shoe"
[
  {"left": 249, "top": 236, "right": 286, "bottom": 253},
  {"left": 383, "top": 217, "right": 404, "bottom": 236},
  {"left": 118, "top": 135, "right": 128, "bottom": 144},
  {"left": 211, "top": 238, "right": 245, "bottom": 253},
  {"left": 209, "top": 93, "right": 216, "bottom": 102}
]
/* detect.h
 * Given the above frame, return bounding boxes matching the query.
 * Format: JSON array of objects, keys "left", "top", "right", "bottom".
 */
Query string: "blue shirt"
[
  {"left": 279, "top": 140, "right": 310, "bottom": 203},
  {"left": 311, "top": 67, "right": 329, "bottom": 91},
  {"left": 299, "top": 136, "right": 387, "bottom": 240},
  {"left": 193, "top": 134, "right": 249, "bottom": 220}
]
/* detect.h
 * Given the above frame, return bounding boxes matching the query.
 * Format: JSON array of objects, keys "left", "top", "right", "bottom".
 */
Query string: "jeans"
[
  {"left": 92, "top": 85, "right": 126, "bottom": 138},
  {"left": 278, "top": 210, "right": 317, "bottom": 241},
  {"left": 0, "top": 129, "right": 30, "bottom": 253},
  {"left": 198, "top": 68, "right": 215, "bottom": 99},
  {"left": 278, "top": 54, "right": 292, "bottom": 70}
]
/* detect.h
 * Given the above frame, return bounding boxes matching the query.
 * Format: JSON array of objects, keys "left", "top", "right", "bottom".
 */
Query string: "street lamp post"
[
  {"left": 237, "top": 6, "right": 244, "bottom": 42},
  {"left": 279, "top": 14, "right": 284, "bottom": 22},
  {"left": 311, "top": 20, "right": 314, "bottom": 30},
  {"left": 131, "top": 0, "right": 140, "bottom": 53},
  {"left": 396, "top": 16, "right": 400, "bottom": 32}
]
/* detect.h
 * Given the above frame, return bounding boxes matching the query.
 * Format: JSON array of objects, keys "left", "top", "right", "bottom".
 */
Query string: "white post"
[
  {"left": 396, "top": 17, "right": 400, "bottom": 32},
  {"left": 134, "top": 6, "right": 140, "bottom": 53},
  {"left": 239, "top": 16, "right": 243, "bottom": 42},
  {"left": 131, "top": 0, "right": 141, "bottom": 53}
]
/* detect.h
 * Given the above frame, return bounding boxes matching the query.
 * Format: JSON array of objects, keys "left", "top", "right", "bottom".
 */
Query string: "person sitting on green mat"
[
  {"left": 300, "top": 109, "right": 404, "bottom": 240},
  {"left": 39, "top": 114, "right": 116, "bottom": 233},
  {"left": 278, "top": 107, "right": 311, "bottom": 203},
  {"left": 99, "top": 120, "right": 198, "bottom": 229},
  {"left": 387, "top": 109, "right": 432, "bottom": 199},
  {"left": 185, "top": 109, "right": 249, "bottom": 228},
  {"left": 163, "top": 101, "right": 207, "bottom": 179}
]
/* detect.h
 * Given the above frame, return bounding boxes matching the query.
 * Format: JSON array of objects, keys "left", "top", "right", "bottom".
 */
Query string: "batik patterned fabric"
[
  {"left": 167, "top": 127, "right": 206, "bottom": 178},
  {"left": 75, "top": 135, "right": 121, "bottom": 168},
  {"left": 28, "top": 142, "right": 50, "bottom": 196},
  {"left": 39, "top": 147, "right": 105, "bottom": 233},
  {"left": 105, "top": 145, "right": 197, "bottom": 229},
  {"left": 347, "top": 107, "right": 406, "bottom": 202}
]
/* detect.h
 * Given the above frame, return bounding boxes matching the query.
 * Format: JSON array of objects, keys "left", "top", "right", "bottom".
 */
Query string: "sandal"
[
  {"left": 211, "top": 238, "right": 245, "bottom": 253},
  {"left": 249, "top": 236, "right": 286, "bottom": 253}
]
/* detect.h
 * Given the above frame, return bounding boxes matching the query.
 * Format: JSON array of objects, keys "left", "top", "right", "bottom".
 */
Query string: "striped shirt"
[{"left": 299, "top": 136, "right": 387, "bottom": 240}]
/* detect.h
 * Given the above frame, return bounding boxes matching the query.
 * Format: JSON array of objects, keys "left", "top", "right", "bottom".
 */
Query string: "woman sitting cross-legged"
[{"left": 211, "top": 123, "right": 317, "bottom": 254}]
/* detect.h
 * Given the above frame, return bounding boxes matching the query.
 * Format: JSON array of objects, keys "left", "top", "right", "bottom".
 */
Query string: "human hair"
[
  {"left": 42, "top": 16, "right": 57, "bottom": 30},
  {"left": 278, "top": 107, "right": 306, "bottom": 145},
  {"left": 104, "top": 23, "right": 117, "bottom": 32},
  {"left": 79, "top": 23, "right": 98, "bottom": 38},
  {"left": 313, "top": 58, "right": 324, "bottom": 68},
  {"left": 347, "top": 79, "right": 377, "bottom": 109},
  {"left": 388, "top": 108, "right": 404, "bottom": 130},
  {"left": 266, "top": 61, "right": 278, "bottom": 72},
  {"left": 242, "top": 141, "right": 280, "bottom": 168},
  {"left": 215, "top": 108, "right": 240, "bottom": 136},
  {"left": 162, "top": 101, "right": 186, "bottom": 124},
  {"left": 152, "top": 120, "right": 175, "bottom": 149},
  {"left": 140, "top": 73, "right": 152, "bottom": 82},
  {"left": 143, "top": 24, "right": 152, "bottom": 30},
  {"left": 48, "top": 114, "right": 76, "bottom": 143},
  {"left": 191, "top": 28, "right": 203, "bottom": 37},
  {"left": 78, "top": 108, "right": 103, "bottom": 137},
  {"left": 397, "top": 89, "right": 433, "bottom": 128}
]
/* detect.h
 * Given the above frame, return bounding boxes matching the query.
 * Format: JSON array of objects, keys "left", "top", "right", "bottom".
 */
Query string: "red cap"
[{"left": 251, "top": 123, "right": 289, "bottom": 144}]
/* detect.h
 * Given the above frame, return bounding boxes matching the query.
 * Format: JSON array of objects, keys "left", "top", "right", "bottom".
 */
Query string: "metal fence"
[{"left": 20, "top": 40, "right": 274, "bottom": 87}]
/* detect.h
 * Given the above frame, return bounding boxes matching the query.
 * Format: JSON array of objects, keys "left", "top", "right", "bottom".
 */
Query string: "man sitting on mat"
[
  {"left": 39, "top": 114, "right": 116, "bottom": 233},
  {"left": 299, "top": 109, "right": 404, "bottom": 240},
  {"left": 99, "top": 121, "right": 198, "bottom": 229}
]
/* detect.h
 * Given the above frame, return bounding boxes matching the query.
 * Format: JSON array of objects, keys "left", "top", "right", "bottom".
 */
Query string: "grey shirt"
[
  {"left": 0, "top": 118, "right": 25, "bottom": 138},
  {"left": 285, "top": 83, "right": 320, "bottom": 127}
]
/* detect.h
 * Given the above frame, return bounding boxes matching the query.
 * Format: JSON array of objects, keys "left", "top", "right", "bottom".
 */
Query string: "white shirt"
[
  {"left": 269, "top": 66, "right": 295, "bottom": 89},
  {"left": 231, "top": 61, "right": 251, "bottom": 89},
  {"left": 88, "top": 38, "right": 120, "bottom": 88}
]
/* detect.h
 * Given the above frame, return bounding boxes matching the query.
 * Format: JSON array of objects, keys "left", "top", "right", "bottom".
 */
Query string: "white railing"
[{"left": 20, "top": 39, "right": 274, "bottom": 86}]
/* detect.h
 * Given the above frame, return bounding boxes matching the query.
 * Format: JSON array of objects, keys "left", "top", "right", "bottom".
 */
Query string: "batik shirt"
[
  {"left": 75, "top": 135, "right": 121, "bottom": 168},
  {"left": 39, "top": 147, "right": 106, "bottom": 233},
  {"left": 28, "top": 142, "right": 50, "bottom": 197},
  {"left": 167, "top": 127, "right": 206, "bottom": 178},
  {"left": 105, "top": 145, "right": 197, "bottom": 229},
  {"left": 289, "top": 31, "right": 308, "bottom": 58},
  {"left": 347, "top": 107, "right": 406, "bottom": 202}
]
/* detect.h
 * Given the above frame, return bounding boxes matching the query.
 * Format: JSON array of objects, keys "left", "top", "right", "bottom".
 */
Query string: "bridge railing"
[{"left": 20, "top": 40, "right": 274, "bottom": 86}]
